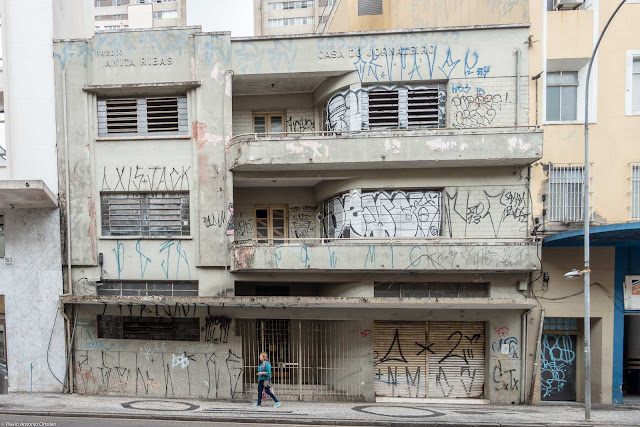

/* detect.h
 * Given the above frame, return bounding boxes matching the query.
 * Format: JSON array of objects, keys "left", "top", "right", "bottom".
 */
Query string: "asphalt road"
[{"left": 0, "top": 414, "right": 359, "bottom": 427}]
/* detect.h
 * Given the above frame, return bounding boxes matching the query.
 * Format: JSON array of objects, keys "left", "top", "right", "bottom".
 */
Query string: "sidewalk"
[{"left": 0, "top": 392, "right": 639, "bottom": 426}]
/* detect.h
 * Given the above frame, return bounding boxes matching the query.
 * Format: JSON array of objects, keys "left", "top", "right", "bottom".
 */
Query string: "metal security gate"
[
  {"left": 374, "top": 321, "right": 427, "bottom": 397},
  {"left": 374, "top": 321, "right": 485, "bottom": 399},
  {"left": 428, "top": 322, "right": 485, "bottom": 398},
  {"left": 237, "top": 319, "right": 363, "bottom": 401}
]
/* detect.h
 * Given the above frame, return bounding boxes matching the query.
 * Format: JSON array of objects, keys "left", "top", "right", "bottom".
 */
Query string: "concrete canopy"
[
  {"left": 542, "top": 223, "right": 640, "bottom": 247},
  {"left": 0, "top": 180, "right": 58, "bottom": 209}
]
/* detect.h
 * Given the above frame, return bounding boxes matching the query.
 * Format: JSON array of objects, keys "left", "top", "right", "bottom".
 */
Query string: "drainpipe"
[
  {"left": 528, "top": 307, "right": 545, "bottom": 404},
  {"left": 521, "top": 307, "right": 532, "bottom": 403},
  {"left": 514, "top": 49, "right": 520, "bottom": 127}
]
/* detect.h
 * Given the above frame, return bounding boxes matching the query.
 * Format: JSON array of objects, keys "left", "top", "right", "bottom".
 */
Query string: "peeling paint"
[
  {"left": 193, "top": 121, "right": 222, "bottom": 149},
  {"left": 507, "top": 136, "right": 531, "bottom": 154},
  {"left": 286, "top": 140, "right": 326, "bottom": 158},
  {"left": 384, "top": 139, "right": 401, "bottom": 155},
  {"left": 425, "top": 139, "right": 457, "bottom": 152},
  {"left": 233, "top": 245, "right": 255, "bottom": 270}
]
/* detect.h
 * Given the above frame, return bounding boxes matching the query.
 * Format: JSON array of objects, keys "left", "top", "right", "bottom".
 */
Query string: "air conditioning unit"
[{"left": 554, "top": 0, "right": 584, "bottom": 10}]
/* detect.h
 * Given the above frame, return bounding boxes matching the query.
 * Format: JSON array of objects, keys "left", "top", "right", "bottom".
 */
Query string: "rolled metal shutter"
[
  {"left": 427, "top": 322, "right": 485, "bottom": 398},
  {"left": 374, "top": 321, "right": 427, "bottom": 397}
]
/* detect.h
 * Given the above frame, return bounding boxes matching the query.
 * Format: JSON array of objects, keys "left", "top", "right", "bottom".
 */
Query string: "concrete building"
[
  {"left": 316, "top": 0, "right": 640, "bottom": 408},
  {"left": 0, "top": 1, "right": 66, "bottom": 392},
  {"left": 254, "top": 0, "right": 336, "bottom": 35},
  {"left": 54, "top": 22, "right": 543, "bottom": 404},
  {"left": 93, "top": 0, "right": 187, "bottom": 32}
]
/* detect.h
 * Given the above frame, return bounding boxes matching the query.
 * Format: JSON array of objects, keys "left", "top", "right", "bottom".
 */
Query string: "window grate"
[
  {"left": 358, "top": 0, "right": 382, "bottom": 15},
  {"left": 632, "top": 164, "right": 640, "bottom": 220},
  {"left": 97, "top": 280, "right": 198, "bottom": 297},
  {"left": 368, "top": 90, "right": 399, "bottom": 129},
  {"left": 374, "top": 282, "right": 489, "bottom": 298},
  {"left": 97, "top": 315, "right": 200, "bottom": 341},
  {"left": 543, "top": 317, "right": 578, "bottom": 331},
  {"left": 407, "top": 88, "right": 442, "bottom": 128},
  {"left": 101, "top": 192, "right": 190, "bottom": 237},
  {"left": 98, "top": 95, "right": 187, "bottom": 136},
  {"left": 548, "top": 164, "right": 591, "bottom": 222}
]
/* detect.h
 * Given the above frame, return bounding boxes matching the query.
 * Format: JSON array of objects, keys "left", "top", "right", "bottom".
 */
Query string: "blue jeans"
[{"left": 257, "top": 380, "right": 278, "bottom": 405}]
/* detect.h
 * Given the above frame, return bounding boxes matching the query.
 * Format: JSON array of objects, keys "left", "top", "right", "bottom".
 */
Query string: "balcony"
[
  {"left": 228, "top": 127, "right": 543, "bottom": 171},
  {"left": 231, "top": 239, "right": 539, "bottom": 273},
  {"left": 547, "top": 9, "right": 594, "bottom": 61}
]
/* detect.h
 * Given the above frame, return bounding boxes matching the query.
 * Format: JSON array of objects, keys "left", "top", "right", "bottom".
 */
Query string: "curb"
[{"left": 0, "top": 410, "right": 631, "bottom": 427}]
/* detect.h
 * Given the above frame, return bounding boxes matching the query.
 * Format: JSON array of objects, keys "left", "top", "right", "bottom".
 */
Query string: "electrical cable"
[{"left": 46, "top": 303, "right": 64, "bottom": 385}]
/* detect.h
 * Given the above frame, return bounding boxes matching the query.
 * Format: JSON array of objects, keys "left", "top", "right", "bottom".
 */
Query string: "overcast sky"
[{"left": 187, "top": 0, "right": 255, "bottom": 37}]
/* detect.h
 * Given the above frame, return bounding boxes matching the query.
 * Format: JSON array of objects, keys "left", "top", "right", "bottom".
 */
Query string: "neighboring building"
[
  {"left": 254, "top": 0, "right": 336, "bottom": 35},
  {"left": 54, "top": 24, "right": 541, "bottom": 404},
  {"left": 0, "top": 1, "right": 66, "bottom": 392},
  {"left": 93, "top": 0, "right": 187, "bottom": 32}
]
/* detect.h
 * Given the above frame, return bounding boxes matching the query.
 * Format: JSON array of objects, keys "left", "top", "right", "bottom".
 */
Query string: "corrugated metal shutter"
[
  {"left": 358, "top": 0, "right": 382, "bottom": 15},
  {"left": 101, "top": 192, "right": 190, "bottom": 237},
  {"left": 428, "top": 322, "right": 485, "bottom": 398},
  {"left": 374, "top": 321, "right": 427, "bottom": 398},
  {"left": 368, "top": 89, "right": 398, "bottom": 129}
]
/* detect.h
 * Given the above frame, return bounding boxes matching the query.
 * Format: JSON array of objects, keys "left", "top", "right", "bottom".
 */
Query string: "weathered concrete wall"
[{"left": 0, "top": 209, "right": 66, "bottom": 392}]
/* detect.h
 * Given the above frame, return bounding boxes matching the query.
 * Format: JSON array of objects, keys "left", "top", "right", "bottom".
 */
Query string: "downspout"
[
  {"left": 515, "top": 49, "right": 520, "bottom": 127},
  {"left": 61, "top": 70, "right": 74, "bottom": 393},
  {"left": 521, "top": 307, "right": 532, "bottom": 403},
  {"left": 528, "top": 307, "right": 545, "bottom": 404}
]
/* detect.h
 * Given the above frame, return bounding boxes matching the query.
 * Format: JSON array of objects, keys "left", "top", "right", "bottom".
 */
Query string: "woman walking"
[{"left": 253, "top": 352, "right": 281, "bottom": 407}]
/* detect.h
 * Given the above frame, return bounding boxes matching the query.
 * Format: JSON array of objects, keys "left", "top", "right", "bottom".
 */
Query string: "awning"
[
  {"left": 61, "top": 295, "right": 535, "bottom": 310},
  {"left": 543, "top": 222, "right": 640, "bottom": 247},
  {"left": 0, "top": 180, "right": 58, "bottom": 209}
]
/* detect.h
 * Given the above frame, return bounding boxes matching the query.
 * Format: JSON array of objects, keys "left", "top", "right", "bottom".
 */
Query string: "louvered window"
[
  {"left": 101, "top": 192, "right": 190, "bottom": 237},
  {"left": 408, "top": 88, "right": 443, "bottom": 128},
  {"left": 97, "top": 280, "right": 198, "bottom": 297},
  {"left": 358, "top": 0, "right": 382, "bottom": 15},
  {"left": 368, "top": 90, "right": 399, "bottom": 129},
  {"left": 98, "top": 95, "right": 187, "bottom": 136},
  {"left": 97, "top": 315, "right": 200, "bottom": 341}
]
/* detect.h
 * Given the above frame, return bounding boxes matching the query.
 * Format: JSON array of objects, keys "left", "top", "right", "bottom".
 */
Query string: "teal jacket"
[{"left": 258, "top": 361, "right": 272, "bottom": 381}]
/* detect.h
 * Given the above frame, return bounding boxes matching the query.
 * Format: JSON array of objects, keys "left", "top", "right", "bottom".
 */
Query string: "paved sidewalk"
[{"left": 0, "top": 393, "right": 639, "bottom": 426}]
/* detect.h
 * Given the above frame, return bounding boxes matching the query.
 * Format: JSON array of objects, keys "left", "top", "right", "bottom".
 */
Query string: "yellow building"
[{"left": 321, "top": 0, "right": 640, "bottom": 405}]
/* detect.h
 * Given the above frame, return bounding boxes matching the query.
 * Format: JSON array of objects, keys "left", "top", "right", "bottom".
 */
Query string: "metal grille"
[
  {"left": 97, "top": 280, "right": 198, "bottom": 297},
  {"left": 105, "top": 98, "right": 138, "bottom": 134},
  {"left": 147, "top": 96, "right": 179, "bottom": 132},
  {"left": 97, "top": 315, "right": 200, "bottom": 341},
  {"left": 237, "top": 319, "right": 363, "bottom": 401},
  {"left": 543, "top": 317, "right": 578, "bottom": 331},
  {"left": 368, "top": 90, "right": 399, "bottom": 129},
  {"left": 374, "top": 282, "right": 489, "bottom": 298},
  {"left": 100, "top": 192, "right": 190, "bottom": 237},
  {"left": 358, "top": 0, "right": 382, "bottom": 15},
  {"left": 548, "top": 164, "right": 590, "bottom": 222},
  {"left": 632, "top": 164, "right": 640, "bottom": 219},
  {"left": 407, "top": 88, "right": 441, "bottom": 128}
]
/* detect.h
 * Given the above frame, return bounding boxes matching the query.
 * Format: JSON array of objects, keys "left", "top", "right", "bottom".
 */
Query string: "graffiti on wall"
[
  {"left": 101, "top": 166, "right": 190, "bottom": 192},
  {"left": 540, "top": 334, "right": 577, "bottom": 401},
  {"left": 451, "top": 94, "right": 504, "bottom": 128},
  {"left": 289, "top": 205, "right": 318, "bottom": 239},
  {"left": 109, "top": 239, "right": 191, "bottom": 280},
  {"left": 286, "top": 117, "right": 315, "bottom": 133},
  {"left": 321, "top": 190, "right": 441, "bottom": 238}
]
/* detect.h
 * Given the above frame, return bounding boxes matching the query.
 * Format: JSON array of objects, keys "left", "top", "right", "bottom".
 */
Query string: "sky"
[{"left": 187, "top": 0, "right": 255, "bottom": 37}]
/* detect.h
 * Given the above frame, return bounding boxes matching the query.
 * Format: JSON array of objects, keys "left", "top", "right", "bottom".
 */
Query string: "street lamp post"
[{"left": 581, "top": 0, "right": 626, "bottom": 421}]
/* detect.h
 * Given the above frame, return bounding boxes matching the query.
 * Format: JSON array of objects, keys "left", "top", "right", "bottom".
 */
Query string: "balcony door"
[{"left": 255, "top": 206, "right": 288, "bottom": 243}]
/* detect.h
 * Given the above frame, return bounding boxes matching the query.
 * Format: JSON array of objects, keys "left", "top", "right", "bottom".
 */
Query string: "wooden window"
[
  {"left": 97, "top": 315, "right": 200, "bottom": 341},
  {"left": 98, "top": 95, "right": 187, "bottom": 136},
  {"left": 253, "top": 113, "right": 284, "bottom": 134},
  {"left": 101, "top": 192, "right": 190, "bottom": 237},
  {"left": 255, "top": 206, "right": 288, "bottom": 243}
]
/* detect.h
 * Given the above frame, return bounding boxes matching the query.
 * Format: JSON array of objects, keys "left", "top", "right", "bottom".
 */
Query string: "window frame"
[
  {"left": 545, "top": 71, "right": 579, "bottom": 122},
  {"left": 631, "top": 164, "right": 640, "bottom": 220},
  {"left": 254, "top": 205, "right": 288, "bottom": 243},
  {"left": 548, "top": 163, "right": 592, "bottom": 222},
  {"left": 0, "top": 214, "right": 5, "bottom": 258},
  {"left": 252, "top": 112, "right": 285, "bottom": 135},
  {"left": 626, "top": 50, "right": 640, "bottom": 116}
]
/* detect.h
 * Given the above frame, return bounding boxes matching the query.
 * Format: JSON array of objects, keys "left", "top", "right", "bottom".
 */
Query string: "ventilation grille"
[
  {"left": 97, "top": 280, "right": 198, "bottom": 297},
  {"left": 101, "top": 192, "right": 190, "bottom": 237},
  {"left": 105, "top": 98, "right": 139, "bottom": 134},
  {"left": 98, "top": 96, "right": 187, "bottom": 136},
  {"left": 368, "top": 90, "right": 398, "bottom": 129},
  {"left": 98, "top": 315, "right": 200, "bottom": 341},
  {"left": 147, "top": 96, "right": 179, "bottom": 132},
  {"left": 408, "top": 88, "right": 441, "bottom": 128},
  {"left": 358, "top": 0, "right": 382, "bottom": 15},
  {"left": 374, "top": 282, "right": 489, "bottom": 298}
]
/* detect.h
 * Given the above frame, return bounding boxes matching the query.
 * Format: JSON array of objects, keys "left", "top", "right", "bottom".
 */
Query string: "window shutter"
[
  {"left": 358, "top": 0, "right": 382, "bottom": 15},
  {"left": 367, "top": 89, "right": 399, "bottom": 129},
  {"left": 178, "top": 95, "right": 188, "bottom": 132},
  {"left": 101, "top": 192, "right": 190, "bottom": 237},
  {"left": 103, "top": 98, "right": 139, "bottom": 135},
  {"left": 147, "top": 96, "right": 180, "bottom": 133},
  {"left": 407, "top": 87, "right": 442, "bottom": 128},
  {"left": 98, "top": 95, "right": 188, "bottom": 136}
]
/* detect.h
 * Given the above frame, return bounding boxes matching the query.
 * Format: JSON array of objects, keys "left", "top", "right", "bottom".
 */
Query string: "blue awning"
[{"left": 543, "top": 222, "right": 640, "bottom": 247}]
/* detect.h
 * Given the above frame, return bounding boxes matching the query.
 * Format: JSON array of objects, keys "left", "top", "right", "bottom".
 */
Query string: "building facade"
[
  {"left": 54, "top": 23, "right": 543, "bottom": 403},
  {"left": 94, "top": 0, "right": 187, "bottom": 32},
  {"left": 0, "top": 1, "right": 67, "bottom": 392},
  {"left": 253, "top": 0, "right": 335, "bottom": 36}
]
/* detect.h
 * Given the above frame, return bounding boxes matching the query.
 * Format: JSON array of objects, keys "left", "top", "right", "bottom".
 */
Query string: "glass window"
[
  {"left": 632, "top": 58, "right": 640, "bottom": 113},
  {"left": 254, "top": 206, "right": 288, "bottom": 244},
  {"left": 546, "top": 71, "right": 578, "bottom": 121},
  {"left": 549, "top": 164, "right": 585, "bottom": 222},
  {"left": 253, "top": 113, "right": 284, "bottom": 134}
]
